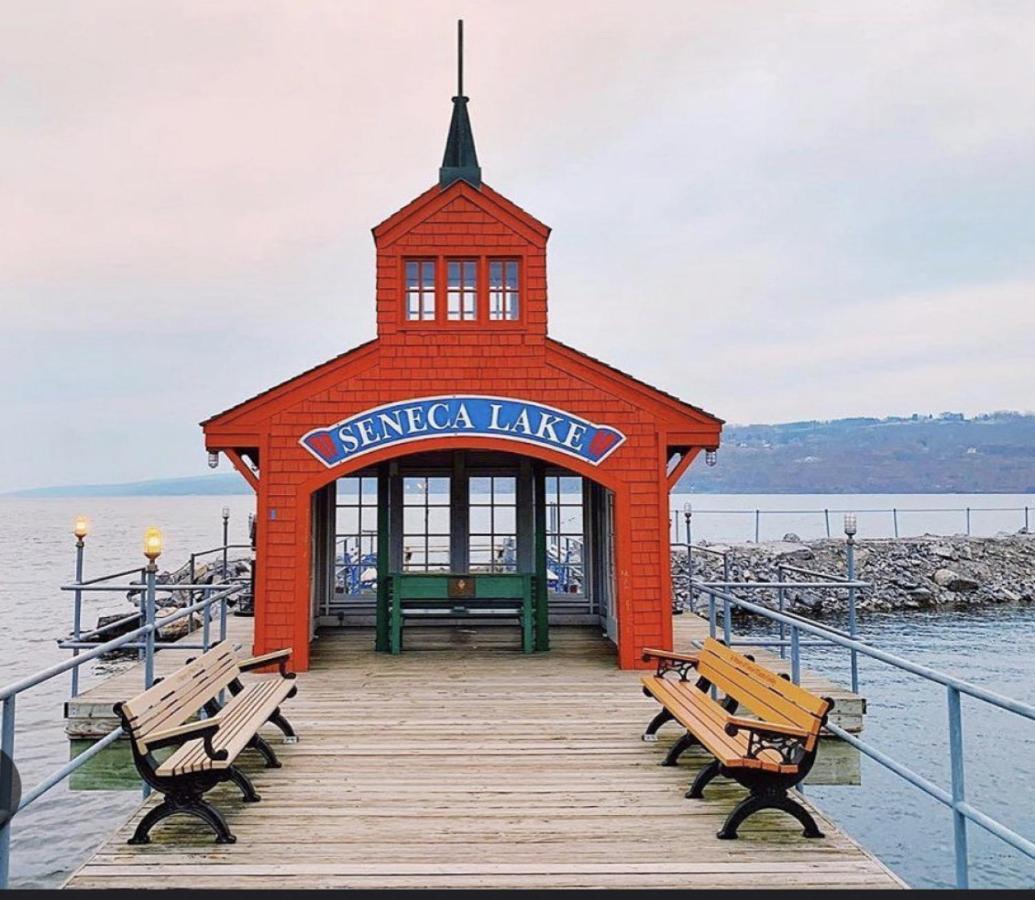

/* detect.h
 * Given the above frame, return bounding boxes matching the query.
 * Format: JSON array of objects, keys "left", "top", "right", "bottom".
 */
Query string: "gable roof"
[
  {"left": 371, "top": 180, "right": 550, "bottom": 248},
  {"left": 546, "top": 338, "right": 724, "bottom": 430}
]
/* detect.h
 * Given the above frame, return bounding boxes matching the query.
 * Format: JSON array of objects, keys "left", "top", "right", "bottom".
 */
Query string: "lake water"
[{"left": 0, "top": 494, "right": 1033, "bottom": 888}]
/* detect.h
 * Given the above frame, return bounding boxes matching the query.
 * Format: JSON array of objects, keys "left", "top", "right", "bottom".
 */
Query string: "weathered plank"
[{"left": 65, "top": 623, "right": 896, "bottom": 889}]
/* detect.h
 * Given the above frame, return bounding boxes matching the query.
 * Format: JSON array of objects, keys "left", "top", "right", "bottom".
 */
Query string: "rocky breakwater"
[
  {"left": 92, "top": 556, "right": 252, "bottom": 653},
  {"left": 672, "top": 533, "right": 1035, "bottom": 616}
]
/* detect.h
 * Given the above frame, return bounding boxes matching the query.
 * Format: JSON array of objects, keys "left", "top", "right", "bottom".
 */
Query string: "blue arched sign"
[{"left": 300, "top": 395, "right": 625, "bottom": 468}]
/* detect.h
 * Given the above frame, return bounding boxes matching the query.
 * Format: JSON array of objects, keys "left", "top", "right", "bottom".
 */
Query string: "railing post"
[
  {"left": 137, "top": 570, "right": 147, "bottom": 662},
  {"left": 684, "top": 505, "right": 693, "bottom": 613},
  {"left": 202, "top": 588, "right": 211, "bottom": 652},
  {"left": 222, "top": 507, "right": 230, "bottom": 582},
  {"left": 0, "top": 695, "right": 15, "bottom": 889},
  {"left": 790, "top": 625, "right": 801, "bottom": 684},
  {"left": 777, "top": 566, "right": 786, "bottom": 660},
  {"left": 1026, "top": 506, "right": 1030, "bottom": 533},
  {"left": 187, "top": 553, "right": 196, "bottom": 634},
  {"left": 824, "top": 508, "right": 830, "bottom": 538},
  {"left": 846, "top": 532, "right": 859, "bottom": 693},
  {"left": 947, "top": 685, "right": 969, "bottom": 889},
  {"left": 893, "top": 507, "right": 899, "bottom": 538},
  {"left": 144, "top": 563, "right": 156, "bottom": 690},
  {"left": 722, "top": 596, "right": 732, "bottom": 646},
  {"left": 220, "top": 588, "right": 228, "bottom": 645},
  {"left": 754, "top": 509, "right": 760, "bottom": 543},
  {"left": 71, "top": 536, "right": 85, "bottom": 698},
  {"left": 707, "top": 594, "right": 716, "bottom": 639},
  {"left": 966, "top": 507, "right": 971, "bottom": 536}
]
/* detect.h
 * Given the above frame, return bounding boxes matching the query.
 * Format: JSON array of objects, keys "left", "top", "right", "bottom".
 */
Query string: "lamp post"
[
  {"left": 220, "top": 506, "right": 230, "bottom": 643},
  {"left": 142, "top": 527, "right": 162, "bottom": 690},
  {"left": 70, "top": 517, "right": 88, "bottom": 697},
  {"left": 683, "top": 502, "right": 693, "bottom": 613},
  {"left": 844, "top": 513, "right": 859, "bottom": 693}
]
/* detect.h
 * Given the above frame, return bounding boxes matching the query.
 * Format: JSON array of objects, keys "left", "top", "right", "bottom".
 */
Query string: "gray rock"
[{"left": 933, "top": 568, "right": 980, "bottom": 592}]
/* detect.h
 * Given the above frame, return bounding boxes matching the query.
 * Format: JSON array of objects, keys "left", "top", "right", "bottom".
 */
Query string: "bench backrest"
[
  {"left": 696, "top": 638, "right": 831, "bottom": 737},
  {"left": 117, "top": 643, "right": 240, "bottom": 752}
]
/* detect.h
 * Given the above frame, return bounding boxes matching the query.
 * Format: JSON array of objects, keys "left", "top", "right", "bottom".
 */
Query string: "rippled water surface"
[{"left": 0, "top": 495, "right": 1033, "bottom": 888}]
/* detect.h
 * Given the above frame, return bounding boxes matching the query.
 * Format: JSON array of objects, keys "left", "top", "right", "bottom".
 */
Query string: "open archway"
[{"left": 293, "top": 439, "right": 629, "bottom": 660}]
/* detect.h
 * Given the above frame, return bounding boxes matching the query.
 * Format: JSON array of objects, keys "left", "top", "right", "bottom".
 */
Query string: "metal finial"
[{"left": 457, "top": 19, "right": 464, "bottom": 97}]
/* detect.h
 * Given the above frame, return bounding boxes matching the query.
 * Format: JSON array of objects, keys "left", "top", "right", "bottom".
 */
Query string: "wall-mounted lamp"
[
  {"left": 208, "top": 451, "right": 220, "bottom": 469},
  {"left": 705, "top": 449, "right": 718, "bottom": 467}
]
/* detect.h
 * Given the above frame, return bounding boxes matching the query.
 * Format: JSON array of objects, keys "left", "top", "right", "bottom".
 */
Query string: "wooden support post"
[
  {"left": 375, "top": 465, "right": 390, "bottom": 653},
  {"left": 533, "top": 462, "right": 549, "bottom": 652}
]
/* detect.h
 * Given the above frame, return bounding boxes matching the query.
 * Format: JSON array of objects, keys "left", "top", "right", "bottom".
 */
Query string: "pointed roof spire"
[{"left": 439, "top": 19, "right": 481, "bottom": 189}]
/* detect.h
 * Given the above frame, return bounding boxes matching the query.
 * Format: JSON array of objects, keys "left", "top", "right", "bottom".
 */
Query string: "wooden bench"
[
  {"left": 641, "top": 637, "right": 833, "bottom": 840},
  {"left": 113, "top": 642, "right": 298, "bottom": 845},
  {"left": 388, "top": 573, "right": 536, "bottom": 653}
]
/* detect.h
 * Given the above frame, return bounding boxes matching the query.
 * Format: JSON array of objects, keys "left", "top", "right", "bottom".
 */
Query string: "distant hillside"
[
  {"left": 680, "top": 412, "right": 1035, "bottom": 494},
  {"left": 5, "top": 412, "right": 1034, "bottom": 496},
  {"left": 4, "top": 473, "right": 251, "bottom": 498}
]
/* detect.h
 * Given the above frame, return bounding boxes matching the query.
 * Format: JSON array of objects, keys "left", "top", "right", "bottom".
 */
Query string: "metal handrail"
[
  {"left": 780, "top": 563, "right": 853, "bottom": 583},
  {"left": 0, "top": 520, "right": 247, "bottom": 889},
  {"left": 691, "top": 582, "right": 1035, "bottom": 887},
  {"left": 671, "top": 503, "right": 1031, "bottom": 542}
]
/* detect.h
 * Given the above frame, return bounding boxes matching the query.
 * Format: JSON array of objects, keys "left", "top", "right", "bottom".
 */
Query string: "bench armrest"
[
  {"left": 641, "top": 648, "right": 700, "bottom": 680},
  {"left": 239, "top": 647, "right": 293, "bottom": 677},
  {"left": 724, "top": 716, "right": 811, "bottom": 766},
  {"left": 143, "top": 719, "right": 228, "bottom": 761}
]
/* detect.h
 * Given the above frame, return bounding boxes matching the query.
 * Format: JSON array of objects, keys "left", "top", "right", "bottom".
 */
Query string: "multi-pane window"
[
  {"left": 447, "top": 260, "right": 478, "bottom": 321},
  {"left": 545, "top": 475, "right": 585, "bottom": 595},
  {"left": 405, "top": 260, "right": 436, "bottom": 321},
  {"left": 489, "top": 260, "right": 520, "bottom": 320},
  {"left": 402, "top": 476, "right": 451, "bottom": 571},
  {"left": 469, "top": 476, "right": 518, "bottom": 572},
  {"left": 335, "top": 476, "right": 379, "bottom": 596}
]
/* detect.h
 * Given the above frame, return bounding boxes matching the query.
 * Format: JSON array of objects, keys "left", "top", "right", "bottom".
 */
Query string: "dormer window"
[
  {"left": 405, "top": 260, "right": 436, "bottom": 321},
  {"left": 489, "top": 260, "right": 519, "bottom": 320},
  {"left": 401, "top": 256, "right": 524, "bottom": 326},
  {"left": 447, "top": 260, "right": 478, "bottom": 321}
]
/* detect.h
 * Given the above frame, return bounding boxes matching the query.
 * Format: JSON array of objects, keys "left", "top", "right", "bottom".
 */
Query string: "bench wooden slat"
[
  {"left": 643, "top": 676, "right": 792, "bottom": 772},
  {"left": 696, "top": 645, "right": 825, "bottom": 738},
  {"left": 704, "top": 640, "right": 830, "bottom": 718},
  {"left": 121, "top": 645, "right": 240, "bottom": 751},
  {"left": 158, "top": 678, "right": 295, "bottom": 777}
]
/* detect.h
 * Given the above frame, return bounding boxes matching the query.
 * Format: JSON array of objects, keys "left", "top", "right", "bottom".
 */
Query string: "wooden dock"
[{"left": 65, "top": 620, "right": 899, "bottom": 889}]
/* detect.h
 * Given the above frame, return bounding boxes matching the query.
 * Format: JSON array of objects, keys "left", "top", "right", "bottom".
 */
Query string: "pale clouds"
[{"left": 1, "top": 2, "right": 1034, "bottom": 490}]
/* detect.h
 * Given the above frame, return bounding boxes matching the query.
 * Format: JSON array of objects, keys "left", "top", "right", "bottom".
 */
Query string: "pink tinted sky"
[{"left": 2, "top": 1, "right": 1034, "bottom": 491}]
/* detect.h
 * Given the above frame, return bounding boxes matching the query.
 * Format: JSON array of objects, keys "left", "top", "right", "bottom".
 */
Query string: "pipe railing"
[
  {"left": 690, "top": 582, "right": 1035, "bottom": 889},
  {"left": 671, "top": 504, "right": 1032, "bottom": 543},
  {"left": 0, "top": 511, "right": 249, "bottom": 889},
  {"left": 0, "top": 579, "right": 242, "bottom": 888}
]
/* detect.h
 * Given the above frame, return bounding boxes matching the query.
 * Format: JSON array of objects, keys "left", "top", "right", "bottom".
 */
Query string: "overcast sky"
[{"left": 2, "top": 1, "right": 1034, "bottom": 491}]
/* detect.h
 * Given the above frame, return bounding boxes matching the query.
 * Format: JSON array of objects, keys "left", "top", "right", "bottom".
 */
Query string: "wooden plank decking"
[{"left": 65, "top": 622, "right": 900, "bottom": 889}]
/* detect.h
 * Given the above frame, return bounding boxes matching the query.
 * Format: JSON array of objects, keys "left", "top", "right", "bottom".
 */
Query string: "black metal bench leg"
[
  {"left": 128, "top": 793, "right": 237, "bottom": 845},
  {"left": 268, "top": 706, "right": 298, "bottom": 743},
  {"left": 686, "top": 758, "right": 721, "bottom": 799},
  {"left": 248, "top": 733, "right": 282, "bottom": 769},
  {"left": 661, "top": 730, "right": 697, "bottom": 766},
  {"left": 717, "top": 789, "right": 825, "bottom": 840},
  {"left": 225, "top": 765, "right": 262, "bottom": 803},
  {"left": 642, "top": 707, "right": 675, "bottom": 742}
]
